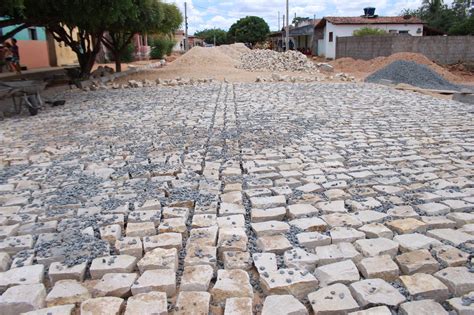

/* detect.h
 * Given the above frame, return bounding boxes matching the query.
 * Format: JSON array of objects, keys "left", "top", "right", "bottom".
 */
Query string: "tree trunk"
[{"left": 114, "top": 52, "right": 122, "bottom": 72}]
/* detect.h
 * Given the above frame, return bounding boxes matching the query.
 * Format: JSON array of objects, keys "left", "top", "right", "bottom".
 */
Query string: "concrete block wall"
[{"left": 336, "top": 36, "right": 474, "bottom": 64}]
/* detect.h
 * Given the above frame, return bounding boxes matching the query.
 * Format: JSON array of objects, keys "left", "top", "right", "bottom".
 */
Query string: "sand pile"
[
  {"left": 171, "top": 46, "right": 240, "bottom": 69},
  {"left": 331, "top": 52, "right": 460, "bottom": 82}
]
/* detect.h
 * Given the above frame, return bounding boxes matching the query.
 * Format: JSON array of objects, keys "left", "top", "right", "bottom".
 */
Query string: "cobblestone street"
[{"left": 1, "top": 82, "right": 474, "bottom": 314}]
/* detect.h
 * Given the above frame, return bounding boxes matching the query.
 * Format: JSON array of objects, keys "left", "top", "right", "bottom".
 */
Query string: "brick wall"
[{"left": 336, "top": 36, "right": 474, "bottom": 64}]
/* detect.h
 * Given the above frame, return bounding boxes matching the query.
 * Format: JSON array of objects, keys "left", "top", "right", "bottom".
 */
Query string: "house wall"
[
  {"left": 16, "top": 40, "right": 50, "bottom": 69},
  {"left": 323, "top": 22, "right": 423, "bottom": 59},
  {"left": 336, "top": 35, "right": 474, "bottom": 64}
]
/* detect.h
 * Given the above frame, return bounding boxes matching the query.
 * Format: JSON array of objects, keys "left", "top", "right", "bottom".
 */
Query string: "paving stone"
[
  {"left": 143, "top": 233, "right": 182, "bottom": 251},
  {"left": 217, "top": 214, "right": 246, "bottom": 229},
  {"left": 353, "top": 210, "right": 388, "bottom": 224},
  {"left": 434, "top": 267, "right": 474, "bottom": 296},
  {"left": 211, "top": 269, "right": 254, "bottom": 303},
  {"left": 256, "top": 235, "right": 292, "bottom": 254},
  {"left": 46, "top": 280, "right": 91, "bottom": 307},
  {"left": 115, "top": 237, "right": 143, "bottom": 258},
  {"left": 431, "top": 245, "right": 469, "bottom": 267},
  {"left": 137, "top": 247, "right": 178, "bottom": 273},
  {"left": 180, "top": 265, "right": 214, "bottom": 291},
  {"left": 399, "top": 299, "right": 448, "bottom": 315},
  {"left": 330, "top": 227, "right": 365, "bottom": 243},
  {"left": 162, "top": 207, "right": 190, "bottom": 219},
  {"left": 174, "top": 291, "right": 210, "bottom": 315},
  {"left": 0, "top": 235, "right": 34, "bottom": 255},
  {"left": 250, "top": 195, "right": 286, "bottom": 209},
  {"left": 386, "top": 218, "right": 427, "bottom": 234},
  {"left": 387, "top": 206, "right": 420, "bottom": 219},
  {"left": 394, "top": 233, "right": 442, "bottom": 252},
  {"left": 395, "top": 249, "right": 439, "bottom": 274},
  {"left": 315, "top": 242, "right": 362, "bottom": 265},
  {"left": 289, "top": 217, "right": 328, "bottom": 232},
  {"left": 124, "top": 291, "right": 167, "bottom": 315},
  {"left": 358, "top": 223, "right": 393, "bottom": 239},
  {"left": 225, "top": 297, "right": 253, "bottom": 315},
  {"left": 219, "top": 203, "right": 246, "bottom": 216},
  {"left": 48, "top": 262, "right": 87, "bottom": 284},
  {"left": 308, "top": 283, "right": 359, "bottom": 314},
  {"left": 0, "top": 264, "right": 44, "bottom": 292},
  {"left": 251, "top": 207, "right": 286, "bottom": 222},
  {"left": 0, "top": 253, "right": 11, "bottom": 272},
  {"left": 417, "top": 203, "right": 451, "bottom": 216},
  {"left": 260, "top": 268, "right": 319, "bottom": 300},
  {"left": 287, "top": 203, "right": 319, "bottom": 219},
  {"left": 184, "top": 245, "right": 217, "bottom": 268},
  {"left": 261, "top": 294, "right": 308, "bottom": 315},
  {"left": 357, "top": 255, "right": 399, "bottom": 281},
  {"left": 400, "top": 273, "right": 449, "bottom": 301},
  {"left": 251, "top": 221, "right": 290, "bottom": 237},
  {"left": 131, "top": 269, "right": 176, "bottom": 296},
  {"left": 223, "top": 251, "right": 251, "bottom": 270},
  {"left": 90, "top": 255, "right": 137, "bottom": 279},
  {"left": 427, "top": 228, "right": 474, "bottom": 246},
  {"left": 80, "top": 297, "right": 124, "bottom": 315},
  {"left": 253, "top": 252, "right": 278, "bottom": 275},
  {"left": 92, "top": 273, "right": 138, "bottom": 297},
  {"left": 317, "top": 200, "right": 346, "bottom": 214},
  {"left": 284, "top": 248, "right": 318, "bottom": 272},
  {"left": 321, "top": 213, "right": 363, "bottom": 228},
  {"left": 158, "top": 217, "right": 187, "bottom": 234},
  {"left": 21, "top": 304, "right": 75, "bottom": 315},
  {"left": 354, "top": 238, "right": 399, "bottom": 258},
  {"left": 296, "top": 231, "right": 331, "bottom": 249},
  {"left": 0, "top": 283, "right": 46, "bottom": 315},
  {"left": 349, "top": 278, "right": 406, "bottom": 307},
  {"left": 314, "top": 259, "right": 360, "bottom": 286},
  {"left": 421, "top": 216, "right": 457, "bottom": 229},
  {"left": 447, "top": 291, "right": 474, "bottom": 315},
  {"left": 348, "top": 306, "right": 391, "bottom": 315}
]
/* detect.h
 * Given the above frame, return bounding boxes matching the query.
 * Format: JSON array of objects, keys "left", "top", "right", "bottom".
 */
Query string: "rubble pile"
[{"left": 238, "top": 49, "right": 318, "bottom": 72}]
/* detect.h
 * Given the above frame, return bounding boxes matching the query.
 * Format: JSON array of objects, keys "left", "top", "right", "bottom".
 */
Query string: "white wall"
[{"left": 323, "top": 22, "right": 423, "bottom": 59}]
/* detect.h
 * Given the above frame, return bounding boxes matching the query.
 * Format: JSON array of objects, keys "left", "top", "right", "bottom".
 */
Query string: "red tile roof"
[{"left": 321, "top": 16, "right": 424, "bottom": 26}]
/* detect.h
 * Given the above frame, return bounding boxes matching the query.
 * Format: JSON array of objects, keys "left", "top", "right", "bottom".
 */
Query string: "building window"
[
  {"left": 399, "top": 30, "right": 409, "bottom": 34},
  {"left": 28, "top": 27, "right": 38, "bottom": 40},
  {"left": 0, "top": 28, "right": 3, "bottom": 37},
  {"left": 329, "top": 32, "right": 333, "bottom": 42}
]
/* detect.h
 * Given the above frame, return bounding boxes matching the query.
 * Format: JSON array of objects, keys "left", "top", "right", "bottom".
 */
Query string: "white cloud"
[{"left": 166, "top": 0, "right": 429, "bottom": 34}]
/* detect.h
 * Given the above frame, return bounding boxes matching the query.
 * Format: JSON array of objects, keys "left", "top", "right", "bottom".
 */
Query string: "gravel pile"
[
  {"left": 238, "top": 49, "right": 317, "bottom": 72},
  {"left": 365, "top": 60, "right": 461, "bottom": 90}
]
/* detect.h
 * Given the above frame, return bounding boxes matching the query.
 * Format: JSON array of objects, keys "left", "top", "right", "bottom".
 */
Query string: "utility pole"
[
  {"left": 285, "top": 0, "right": 289, "bottom": 51},
  {"left": 184, "top": 2, "right": 189, "bottom": 51},
  {"left": 278, "top": 11, "right": 280, "bottom": 30},
  {"left": 282, "top": 14, "right": 285, "bottom": 51}
]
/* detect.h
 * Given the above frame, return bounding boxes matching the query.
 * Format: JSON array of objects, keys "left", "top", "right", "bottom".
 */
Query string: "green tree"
[
  {"left": 101, "top": 1, "right": 182, "bottom": 72},
  {"left": 23, "top": 0, "right": 134, "bottom": 77},
  {"left": 292, "top": 17, "right": 310, "bottom": 25},
  {"left": 0, "top": 0, "right": 32, "bottom": 42},
  {"left": 449, "top": 15, "right": 474, "bottom": 34},
  {"left": 228, "top": 16, "right": 270, "bottom": 45},
  {"left": 353, "top": 27, "right": 387, "bottom": 36},
  {"left": 194, "top": 29, "right": 227, "bottom": 46}
]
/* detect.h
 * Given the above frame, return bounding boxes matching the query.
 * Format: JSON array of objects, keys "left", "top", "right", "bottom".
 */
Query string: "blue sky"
[{"left": 165, "top": 0, "right": 441, "bottom": 34}]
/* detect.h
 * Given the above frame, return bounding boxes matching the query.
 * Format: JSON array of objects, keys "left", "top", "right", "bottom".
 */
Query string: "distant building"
[
  {"left": 315, "top": 9, "right": 424, "bottom": 59},
  {"left": 1, "top": 23, "right": 50, "bottom": 69}
]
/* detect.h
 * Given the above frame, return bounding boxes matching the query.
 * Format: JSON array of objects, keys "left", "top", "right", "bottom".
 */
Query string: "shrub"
[
  {"left": 107, "top": 44, "right": 135, "bottom": 62},
  {"left": 353, "top": 27, "right": 387, "bottom": 36},
  {"left": 150, "top": 38, "right": 176, "bottom": 59}
]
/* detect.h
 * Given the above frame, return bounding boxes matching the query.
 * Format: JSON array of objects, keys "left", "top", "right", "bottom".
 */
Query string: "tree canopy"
[
  {"left": 353, "top": 27, "right": 387, "bottom": 36},
  {"left": 194, "top": 29, "right": 227, "bottom": 45},
  {"left": 401, "top": 0, "right": 473, "bottom": 34},
  {"left": 0, "top": 0, "right": 183, "bottom": 76},
  {"left": 228, "top": 16, "right": 270, "bottom": 45}
]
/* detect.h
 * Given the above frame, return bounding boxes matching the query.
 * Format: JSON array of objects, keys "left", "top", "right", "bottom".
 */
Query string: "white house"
[{"left": 315, "top": 12, "right": 424, "bottom": 59}]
